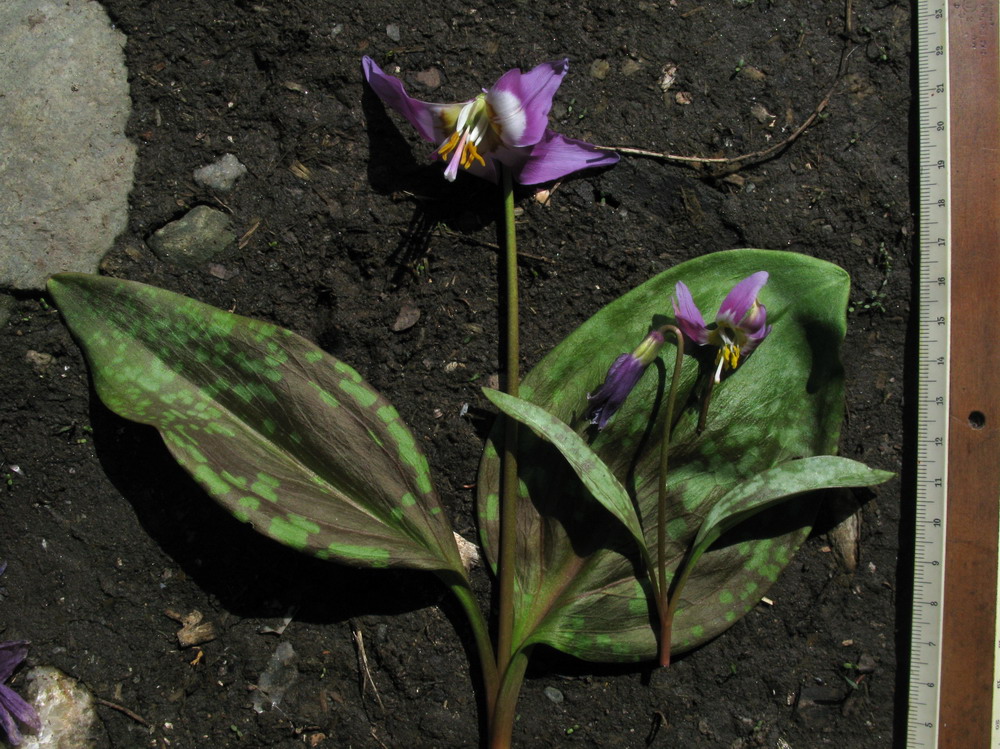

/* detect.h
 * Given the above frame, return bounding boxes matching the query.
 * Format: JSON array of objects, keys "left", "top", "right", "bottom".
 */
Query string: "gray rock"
[
  {"left": 193, "top": 153, "right": 249, "bottom": 192},
  {"left": 23, "top": 666, "right": 99, "bottom": 749},
  {"left": 0, "top": 0, "right": 135, "bottom": 291},
  {"left": 149, "top": 206, "right": 236, "bottom": 267},
  {"left": 543, "top": 686, "right": 565, "bottom": 704}
]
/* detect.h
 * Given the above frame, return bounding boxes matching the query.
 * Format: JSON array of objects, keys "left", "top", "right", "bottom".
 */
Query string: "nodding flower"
[
  {"left": 672, "top": 272, "right": 772, "bottom": 383},
  {"left": 586, "top": 330, "right": 665, "bottom": 430},
  {"left": 362, "top": 57, "right": 619, "bottom": 184}
]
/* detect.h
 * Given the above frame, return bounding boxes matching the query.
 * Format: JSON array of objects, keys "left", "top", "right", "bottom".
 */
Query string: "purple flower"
[
  {"left": 0, "top": 641, "right": 40, "bottom": 746},
  {"left": 587, "top": 330, "right": 665, "bottom": 430},
  {"left": 362, "top": 57, "right": 619, "bottom": 184},
  {"left": 672, "top": 271, "right": 772, "bottom": 383}
]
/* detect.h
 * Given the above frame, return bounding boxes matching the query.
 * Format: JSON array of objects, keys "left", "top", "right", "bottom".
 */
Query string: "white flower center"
[{"left": 437, "top": 94, "right": 493, "bottom": 180}]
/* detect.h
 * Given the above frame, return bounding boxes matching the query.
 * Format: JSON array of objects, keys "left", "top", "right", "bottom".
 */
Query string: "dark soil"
[{"left": 1, "top": 0, "right": 910, "bottom": 747}]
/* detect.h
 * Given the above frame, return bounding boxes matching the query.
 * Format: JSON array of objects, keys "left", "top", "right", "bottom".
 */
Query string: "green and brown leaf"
[{"left": 49, "top": 273, "right": 466, "bottom": 578}]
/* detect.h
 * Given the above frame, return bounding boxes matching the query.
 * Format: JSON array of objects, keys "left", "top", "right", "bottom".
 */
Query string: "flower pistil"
[{"left": 436, "top": 95, "right": 490, "bottom": 179}]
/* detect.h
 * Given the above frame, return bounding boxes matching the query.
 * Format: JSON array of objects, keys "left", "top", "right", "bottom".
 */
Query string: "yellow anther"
[
  {"left": 462, "top": 141, "right": 486, "bottom": 169},
  {"left": 437, "top": 131, "right": 461, "bottom": 161},
  {"left": 723, "top": 344, "right": 741, "bottom": 370}
]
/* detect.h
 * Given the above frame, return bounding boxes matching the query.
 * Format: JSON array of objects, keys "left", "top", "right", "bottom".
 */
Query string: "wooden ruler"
[{"left": 911, "top": 1, "right": 1000, "bottom": 747}]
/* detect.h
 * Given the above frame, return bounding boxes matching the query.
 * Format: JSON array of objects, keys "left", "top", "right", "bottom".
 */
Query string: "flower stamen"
[{"left": 435, "top": 96, "right": 492, "bottom": 180}]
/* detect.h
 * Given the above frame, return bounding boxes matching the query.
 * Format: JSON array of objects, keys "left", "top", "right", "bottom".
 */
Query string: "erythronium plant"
[
  {"left": 48, "top": 249, "right": 891, "bottom": 747},
  {"left": 478, "top": 250, "right": 892, "bottom": 743}
]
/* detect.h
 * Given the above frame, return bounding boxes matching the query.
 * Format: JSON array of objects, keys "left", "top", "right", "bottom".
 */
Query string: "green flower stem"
[
  {"left": 444, "top": 575, "right": 499, "bottom": 722},
  {"left": 496, "top": 164, "right": 520, "bottom": 685},
  {"left": 656, "top": 325, "right": 685, "bottom": 667},
  {"left": 489, "top": 645, "right": 532, "bottom": 749}
]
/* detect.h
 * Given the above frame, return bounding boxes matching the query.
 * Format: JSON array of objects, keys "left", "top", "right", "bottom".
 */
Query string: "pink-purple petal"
[
  {"left": 743, "top": 304, "right": 772, "bottom": 354},
  {"left": 487, "top": 59, "right": 569, "bottom": 148},
  {"left": 362, "top": 57, "right": 452, "bottom": 143},
  {"left": 0, "top": 643, "right": 27, "bottom": 684},
  {"left": 587, "top": 353, "right": 644, "bottom": 430},
  {"left": 0, "top": 685, "right": 40, "bottom": 735},
  {"left": 717, "top": 271, "right": 769, "bottom": 326},
  {"left": 672, "top": 282, "right": 710, "bottom": 345},
  {"left": 509, "top": 130, "right": 620, "bottom": 185},
  {"left": 0, "top": 698, "right": 23, "bottom": 747}
]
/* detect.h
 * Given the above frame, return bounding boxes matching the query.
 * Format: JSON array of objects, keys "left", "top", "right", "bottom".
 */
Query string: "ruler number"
[
  {"left": 934, "top": 7, "right": 943, "bottom": 18},
  {"left": 936, "top": 121, "right": 945, "bottom": 132},
  {"left": 937, "top": 160, "right": 946, "bottom": 169}
]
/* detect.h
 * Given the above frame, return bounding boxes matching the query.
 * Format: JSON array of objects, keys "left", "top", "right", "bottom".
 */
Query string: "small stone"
[
  {"left": 207, "top": 263, "right": 239, "bottom": 280},
  {"left": 674, "top": 91, "right": 692, "bottom": 105},
  {"left": 741, "top": 65, "right": 767, "bottom": 82},
  {"left": 856, "top": 653, "right": 876, "bottom": 674},
  {"left": 193, "top": 153, "right": 248, "bottom": 192},
  {"left": 413, "top": 67, "right": 442, "bottom": 90},
  {"left": 149, "top": 206, "right": 235, "bottom": 267},
  {"left": 589, "top": 59, "right": 610, "bottom": 80},
  {"left": 391, "top": 303, "right": 420, "bottom": 332},
  {"left": 543, "top": 686, "right": 564, "bottom": 704},
  {"left": 25, "top": 349, "right": 54, "bottom": 375},
  {"left": 659, "top": 64, "right": 678, "bottom": 93},
  {"left": 23, "top": 666, "right": 99, "bottom": 749},
  {"left": 621, "top": 59, "right": 643, "bottom": 77},
  {"left": 385, "top": 24, "right": 400, "bottom": 41}
]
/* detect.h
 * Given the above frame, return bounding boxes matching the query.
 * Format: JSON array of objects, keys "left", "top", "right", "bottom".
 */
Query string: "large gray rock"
[{"left": 0, "top": 0, "right": 136, "bottom": 291}]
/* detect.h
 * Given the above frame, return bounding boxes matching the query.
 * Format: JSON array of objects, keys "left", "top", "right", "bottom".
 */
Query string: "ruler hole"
[{"left": 969, "top": 410, "right": 986, "bottom": 429}]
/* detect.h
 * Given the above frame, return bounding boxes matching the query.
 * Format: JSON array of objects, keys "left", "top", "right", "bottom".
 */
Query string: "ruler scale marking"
[{"left": 911, "top": 0, "right": 1000, "bottom": 746}]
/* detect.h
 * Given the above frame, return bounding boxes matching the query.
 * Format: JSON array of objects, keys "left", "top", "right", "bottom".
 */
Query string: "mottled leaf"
[
  {"left": 49, "top": 273, "right": 465, "bottom": 577},
  {"left": 693, "top": 456, "right": 894, "bottom": 554},
  {"left": 481, "top": 389, "right": 646, "bottom": 558},
  {"left": 477, "top": 250, "right": 886, "bottom": 661}
]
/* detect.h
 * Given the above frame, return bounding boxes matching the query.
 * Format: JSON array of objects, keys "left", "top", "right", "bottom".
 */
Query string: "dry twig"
[
  {"left": 351, "top": 624, "right": 384, "bottom": 710},
  {"left": 602, "top": 86, "right": 832, "bottom": 175},
  {"left": 603, "top": 48, "right": 855, "bottom": 176},
  {"left": 96, "top": 697, "right": 151, "bottom": 728}
]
